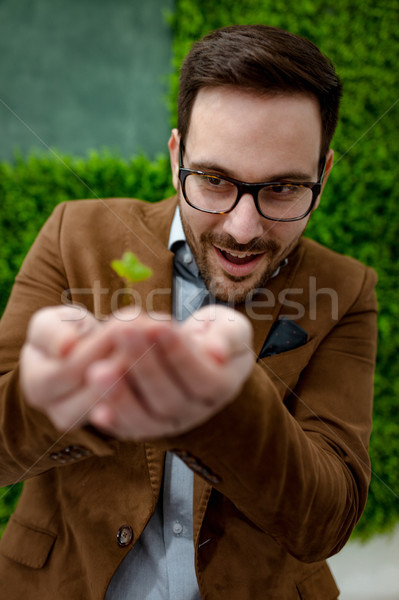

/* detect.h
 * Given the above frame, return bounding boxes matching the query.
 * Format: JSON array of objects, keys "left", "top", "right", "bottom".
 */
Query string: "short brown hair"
[{"left": 177, "top": 25, "right": 342, "bottom": 159}]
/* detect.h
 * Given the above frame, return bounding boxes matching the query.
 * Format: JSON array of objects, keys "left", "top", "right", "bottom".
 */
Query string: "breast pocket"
[
  {"left": 259, "top": 337, "right": 318, "bottom": 400},
  {"left": 0, "top": 516, "right": 56, "bottom": 569}
]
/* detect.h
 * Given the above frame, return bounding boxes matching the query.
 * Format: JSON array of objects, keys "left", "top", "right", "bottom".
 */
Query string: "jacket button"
[
  {"left": 50, "top": 444, "right": 92, "bottom": 463},
  {"left": 64, "top": 445, "right": 92, "bottom": 459},
  {"left": 116, "top": 525, "right": 133, "bottom": 547}
]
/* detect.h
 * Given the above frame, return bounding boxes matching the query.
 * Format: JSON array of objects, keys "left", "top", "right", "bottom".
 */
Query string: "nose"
[{"left": 221, "top": 193, "right": 265, "bottom": 244}]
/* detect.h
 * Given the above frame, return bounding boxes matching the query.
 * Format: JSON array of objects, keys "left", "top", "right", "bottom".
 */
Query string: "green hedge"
[
  {"left": 0, "top": 152, "right": 175, "bottom": 312},
  {"left": 1, "top": 0, "right": 398, "bottom": 540}
]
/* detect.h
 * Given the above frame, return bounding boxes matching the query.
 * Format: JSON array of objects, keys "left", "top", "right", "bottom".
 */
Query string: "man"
[{"left": 0, "top": 25, "right": 377, "bottom": 599}]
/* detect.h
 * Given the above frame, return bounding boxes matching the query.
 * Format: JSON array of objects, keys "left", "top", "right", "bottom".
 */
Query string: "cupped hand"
[
  {"left": 88, "top": 305, "right": 254, "bottom": 439},
  {"left": 20, "top": 304, "right": 255, "bottom": 440}
]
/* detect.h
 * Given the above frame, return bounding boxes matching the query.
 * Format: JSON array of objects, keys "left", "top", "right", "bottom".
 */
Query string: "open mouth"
[
  {"left": 213, "top": 245, "right": 266, "bottom": 278},
  {"left": 218, "top": 248, "right": 262, "bottom": 265}
]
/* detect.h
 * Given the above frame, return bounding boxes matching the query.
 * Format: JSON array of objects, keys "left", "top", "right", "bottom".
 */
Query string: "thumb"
[
  {"left": 182, "top": 305, "right": 254, "bottom": 362},
  {"left": 26, "top": 305, "right": 99, "bottom": 358}
]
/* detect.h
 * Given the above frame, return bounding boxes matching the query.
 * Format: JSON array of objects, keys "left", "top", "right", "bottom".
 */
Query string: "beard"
[{"left": 179, "top": 203, "right": 303, "bottom": 304}]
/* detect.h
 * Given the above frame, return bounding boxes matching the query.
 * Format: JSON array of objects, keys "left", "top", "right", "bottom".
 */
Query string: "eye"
[
  {"left": 201, "top": 175, "right": 224, "bottom": 186},
  {"left": 266, "top": 184, "right": 309, "bottom": 200},
  {"left": 268, "top": 184, "right": 298, "bottom": 195},
  {"left": 260, "top": 184, "right": 310, "bottom": 206},
  {"left": 198, "top": 174, "right": 235, "bottom": 193}
]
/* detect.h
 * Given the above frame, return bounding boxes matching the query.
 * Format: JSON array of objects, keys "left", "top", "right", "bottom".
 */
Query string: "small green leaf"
[{"left": 111, "top": 252, "right": 152, "bottom": 283}]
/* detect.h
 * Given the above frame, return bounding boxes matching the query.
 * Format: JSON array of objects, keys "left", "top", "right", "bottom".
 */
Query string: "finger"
[
  {"left": 155, "top": 317, "right": 254, "bottom": 404},
  {"left": 147, "top": 327, "right": 227, "bottom": 399},
  {"left": 183, "top": 305, "right": 254, "bottom": 359},
  {"left": 114, "top": 329, "right": 190, "bottom": 419},
  {"left": 52, "top": 322, "right": 132, "bottom": 387},
  {"left": 20, "top": 344, "right": 65, "bottom": 407},
  {"left": 45, "top": 358, "right": 131, "bottom": 431},
  {"left": 86, "top": 348, "right": 192, "bottom": 439},
  {"left": 88, "top": 378, "right": 209, "bottom": 440},
  {"left": 26, "top": 305, "right": 99, "bottom": 357},
  {"left": 21, "top": 321, "right": 120, "bottom": 406},
  {"left": 87, "top": 374, "right": 164, "bottom": 440},
  {"left": 46, "top": 386, "right": 97, "bottom": 431}
]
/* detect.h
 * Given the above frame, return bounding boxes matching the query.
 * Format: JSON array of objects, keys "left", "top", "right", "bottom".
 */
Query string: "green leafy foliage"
[
  {"left": 1, "top": 0, "right": 398, "bottom": 541},
  {"left": 111, "top": 252, "right": 153, "bottom": 283}
]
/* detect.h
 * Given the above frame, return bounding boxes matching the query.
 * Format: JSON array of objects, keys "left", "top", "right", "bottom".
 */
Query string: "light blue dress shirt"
[{"left": 105, "top": 207, "right": 202, "bottom": 599}]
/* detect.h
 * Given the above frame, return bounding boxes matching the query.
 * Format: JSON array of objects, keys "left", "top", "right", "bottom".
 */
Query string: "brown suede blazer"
[{"left": 0, "top": 196, "right": 378, "bottom": 599}]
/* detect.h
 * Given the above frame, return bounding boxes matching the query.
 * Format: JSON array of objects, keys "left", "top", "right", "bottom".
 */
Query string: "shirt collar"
[
  {"left": 169, "top": 206, "right": 199, "bottom": 278},
  {"left": 168, "top": 206, "right": 185, "bottom": 250}
]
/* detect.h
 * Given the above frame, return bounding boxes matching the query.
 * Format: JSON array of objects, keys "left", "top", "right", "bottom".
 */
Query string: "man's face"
[{"left": 169, "top": 87, "right": 333, "bottom": 303}]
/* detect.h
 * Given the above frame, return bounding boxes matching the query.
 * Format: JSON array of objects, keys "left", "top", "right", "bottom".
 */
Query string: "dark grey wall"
[{"left": 0, "top": 0, "right": 174, "bottom": 160}]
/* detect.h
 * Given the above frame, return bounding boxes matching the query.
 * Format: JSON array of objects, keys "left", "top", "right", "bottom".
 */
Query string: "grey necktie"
[{"left": 172, "top": 241, "right": 209, "bottom": 321}]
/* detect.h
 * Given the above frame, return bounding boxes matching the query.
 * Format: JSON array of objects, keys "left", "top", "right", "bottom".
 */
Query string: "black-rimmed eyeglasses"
[{"left": 178, "top": 143, "right": 326, "bottom": 223}]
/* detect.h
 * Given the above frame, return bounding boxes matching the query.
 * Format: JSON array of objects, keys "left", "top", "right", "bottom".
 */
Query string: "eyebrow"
[{"left": 187, "top": 158, "right": 315, "bottom": 183}]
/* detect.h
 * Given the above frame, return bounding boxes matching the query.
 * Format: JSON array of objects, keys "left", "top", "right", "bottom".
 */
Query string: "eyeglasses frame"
[{"left": 178, "top": 142, "right": 326, "bottom": 223}]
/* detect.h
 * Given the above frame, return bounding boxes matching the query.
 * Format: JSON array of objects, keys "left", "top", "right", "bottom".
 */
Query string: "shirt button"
[
  {"left": 172, "top": 521, "right": 183, "bottom": 536},
  {"left": 183, "top": 253, "right": 193, "bottom": 265},
  {"left": 116, "top": 525, "right": 133, "bottom": 547}
]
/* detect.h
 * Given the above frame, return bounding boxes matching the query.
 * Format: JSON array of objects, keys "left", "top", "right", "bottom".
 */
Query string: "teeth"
[{"left": 223, "top": 249, "right": 256, "bottom": 258}]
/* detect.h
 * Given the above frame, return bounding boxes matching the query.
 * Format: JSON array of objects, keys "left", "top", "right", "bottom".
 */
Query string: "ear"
[
  {"left": 168, "top": 128, "right": 181, "bottom": 192},
  {"left": 314, "top": 149, "right": 334, "bottom": 210}
]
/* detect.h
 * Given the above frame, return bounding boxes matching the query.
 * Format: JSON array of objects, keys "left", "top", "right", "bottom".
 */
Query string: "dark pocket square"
[{"left": 258, "top": 319, "right": 308, "bottom": 359}]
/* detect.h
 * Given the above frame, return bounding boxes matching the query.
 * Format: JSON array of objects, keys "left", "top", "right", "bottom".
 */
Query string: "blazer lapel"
[{"left": 121, "top": 196, "right": 178, "bottom": 316}]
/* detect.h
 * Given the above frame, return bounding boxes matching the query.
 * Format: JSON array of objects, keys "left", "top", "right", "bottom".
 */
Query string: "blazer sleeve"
[
  {"left": 155, "top": 265, "right": 378, "bottom": 562},
  {"left": 0, "top": 203, "right": 114, "bottom": 486}
]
